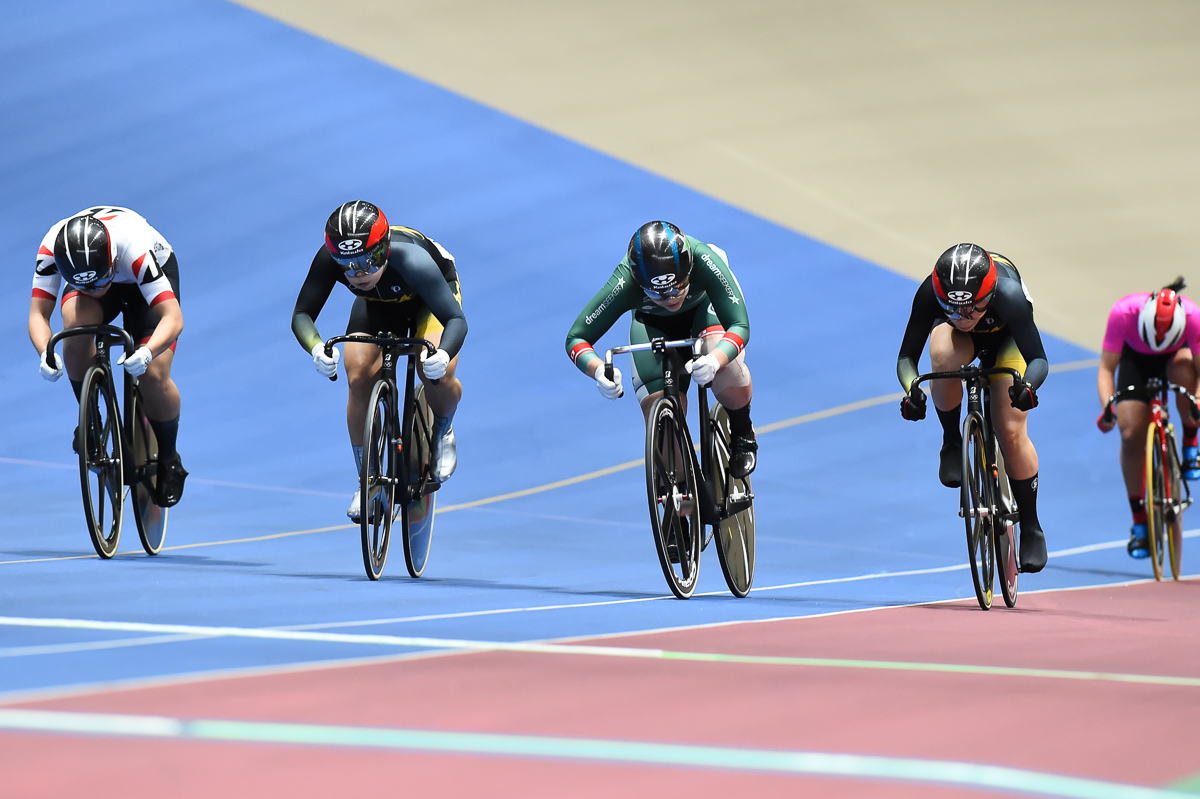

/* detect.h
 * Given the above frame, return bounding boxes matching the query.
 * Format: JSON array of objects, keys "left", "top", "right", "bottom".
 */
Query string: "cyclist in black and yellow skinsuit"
[
  {"left": 566, "top": 220, "right": 757, "bottom": 477},
  {"left": 292, "top": 201, "right": 466, "bottom": 520},
  {"left": 897, "top": 243, "right": 1048, "bottom": 572}
]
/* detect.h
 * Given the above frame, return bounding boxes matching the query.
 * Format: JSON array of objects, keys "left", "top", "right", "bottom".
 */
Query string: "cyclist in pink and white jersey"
[
  {"left": 27, "top": 207, "right": 188, "bottom": 507},
  {"left": 1097, "top": 277, "right": 1200, "bottom": 558}
]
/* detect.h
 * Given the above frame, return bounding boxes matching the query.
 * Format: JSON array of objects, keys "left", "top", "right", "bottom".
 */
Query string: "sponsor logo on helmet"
[
  {"left": 338, "top": 239, "right": 362, "bottom": 252},
  {"left": 73, "top": 271, "right": 98, "bottom": 284},
  {"left": 946, "top": 290, "right": 974, "bottom": 304},
  {"left": 650, "top": 274, "right": 676, "bottom": 287}
]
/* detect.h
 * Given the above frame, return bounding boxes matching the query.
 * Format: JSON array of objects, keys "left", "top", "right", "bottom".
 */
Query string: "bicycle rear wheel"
[
  {"left": 79, "top": 366, "right": 124, "bottom": 558},
  {"left": 646, "top": 397, "right": 701, "bottom": 599},
  {"left": 1145, "top": 423, "right": 1167, "bottom": 582},
  {"left": 401, "top": 383, "right": 436, "bottom": 578},
  {"left": 961, "top": 414, "right": 995, "bottom": 610},
  {"left": 129, "top": 390, "right": 167, "bottom": 555},
  {"left": 360, "top": 380, "right": 396, "bottom": 581},
  {"left": 707, "top": 404, "right": 754, "bottom": 597},
  {"left": 994, "top": 447, "right": 1019, "bottom": 608},
  {"left": 1165, "top": 434, "right": 1185, "bottom": 581}
]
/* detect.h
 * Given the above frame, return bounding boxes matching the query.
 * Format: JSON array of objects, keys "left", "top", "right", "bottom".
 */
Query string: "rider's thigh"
[
  {"left": 61, "top": 294, "right": 105, "bottom": 373},
  {"left": 1116, "top": 399, "right": 1152, "bottom": 448},
  {"left": 1167, "top": 348, "right": 1198, "bottom": 392},
  {"left": 343, "top": 339, "right": 382, "bottom": 394},
  {"left": 928, "top": 323, "right": 974, "bottom": 370},
  {"left": 990, "top": 376, "right": 1029, "bottom": 444}
]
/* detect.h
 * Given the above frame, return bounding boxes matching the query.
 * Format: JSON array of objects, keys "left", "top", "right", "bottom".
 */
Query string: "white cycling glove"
[
  {"left": 595, "top": 365, "right": 624, "bottom": 400},
  {"left": 421, "top": 348, "right": 451, "bottom": 380},
  {"left": 685, "top": 353, "right": 721, "bottom": 386},
  {"left": 311, "top": 342, "right": 340, "bottom": 378},
  {"left": 119, "top": 346, "right": 154, "bottom": 377},
  {"left": 39, "top": 349, "right": 63, "bottom": 382}
]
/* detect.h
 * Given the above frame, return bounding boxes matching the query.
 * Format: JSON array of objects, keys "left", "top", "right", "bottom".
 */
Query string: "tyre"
[
  {"left": 79, "top": 366, "right": 124, "bottom": 558},
  {"left": 1165, "top": 433, "right": 1186, "bottom": 581},
  {"left": 360, "top": 380, "right": 396, "bottom": 581},
  {"left": 1145, "top": 423, "right": 1167, "bottom": 582},
  {"left": 993, "top": 447, "right": 1019, "bottom": 608},
  {"left": 646, "top": 397, "right": 701, "bottom": 599},
  {"left": 707, "top": 403, "right": 754, "bottom": 597},
  {"left": 129, "top": 390, "right": 167, "bottom": 555},
  {"left": 401, "top": 383, "right": 436, "bottom": 578},
  {"left": 961, "top": 414, "right": 995, "bottom": 610}
]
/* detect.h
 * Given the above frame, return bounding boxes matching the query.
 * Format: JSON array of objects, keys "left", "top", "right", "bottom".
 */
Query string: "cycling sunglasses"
[
  {"left": 643, "top": 280, "right": 690, "bottom": 301},
  {"left": 333, "top": 241, "right": 389, "bottom": 276}
]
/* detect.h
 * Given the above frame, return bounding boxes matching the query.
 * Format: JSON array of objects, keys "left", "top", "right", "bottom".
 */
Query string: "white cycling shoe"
[
  {"left": 346, "top": 487, "right": 397, "bottom": 524},
  {"left": 432, "top": 422, "right": 457, "bottom": 483}
]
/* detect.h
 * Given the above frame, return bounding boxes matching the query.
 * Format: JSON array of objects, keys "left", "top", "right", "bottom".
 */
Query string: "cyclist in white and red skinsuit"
[
  {"left": 27, "top": 206, "right": 188, "bottom": 506},
  {"left": 1097, "top": 278, "right": 1200, "bottom": 558}
]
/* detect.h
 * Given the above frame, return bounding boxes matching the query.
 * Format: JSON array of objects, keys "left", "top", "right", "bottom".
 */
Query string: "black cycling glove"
[
  {"left": 1009, "top": 380, "right": 1038, "bottom": 412},
  {"left": 900, "top": 387, "right": 927, "bottom": 421}
]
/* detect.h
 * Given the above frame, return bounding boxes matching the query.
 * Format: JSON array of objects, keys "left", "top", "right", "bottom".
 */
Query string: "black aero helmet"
[
  {"left": 627, "top": 221, "right": 693, "bottom": 299},
  {"left": 932, "top": 243, "right": 997, "bottom": 318},
  {"left": 324, "top": 200, "right": 390, "bottom": 274},
  {"left": 54, "top": 214, "right": 116, "bottom": 290}
]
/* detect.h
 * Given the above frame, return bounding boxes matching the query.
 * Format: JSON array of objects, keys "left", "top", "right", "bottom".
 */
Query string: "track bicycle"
[
  {"left": 324, "top": 332, "right": 440, "bottom": 581},
  {"left": 1101, "top": 377, "right": 1196, "bottom": 581},
  {"left": 912, "top": 365, "right": 1022, "bottom": 610},
  {"left": 45, "top": 325, "right": 168, "bottom": 558},
  {"left": 605, "top": 337, "right": 755, "bottom": 599}
]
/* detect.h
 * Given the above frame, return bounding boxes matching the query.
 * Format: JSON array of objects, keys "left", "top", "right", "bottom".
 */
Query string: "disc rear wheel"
[
  {"left": 129, "top": 391, "right": 167, "bottom": 555},
  {"left": 360, "top": 381, "right": 396, "bottom": 581},
  {"left": 994, "top": 448, "right": 1019, "bottom": 608},
  {"left": 401, "top": 383, "right": 436, "bottom": 578},
  {"left": 961, "top": 415, "right": 996, "bottom": 610},
  {"left": 1165, "top": 434, "right": 1186, "bottom": 581},
  {"left": 79, "top": 367, "right": 124, "bottom": 558},
  {"left": 646, "top": 398, "right": 701, "bottom": 599},
  {"left": 707, "top": 404, "right": 754, "bottom": 597},
  {"left": 1146, "top": 423, "right": 1167, "bottom": 582}
]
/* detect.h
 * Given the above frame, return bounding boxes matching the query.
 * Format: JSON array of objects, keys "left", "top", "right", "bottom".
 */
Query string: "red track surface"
[{"left": 5, "top": 580, "right": 1199, "bottom": 798}]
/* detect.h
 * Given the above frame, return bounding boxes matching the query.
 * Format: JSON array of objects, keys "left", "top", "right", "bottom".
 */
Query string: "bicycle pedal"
[{"left": 725, "top": 496, "right": 754, "bottom": 515}]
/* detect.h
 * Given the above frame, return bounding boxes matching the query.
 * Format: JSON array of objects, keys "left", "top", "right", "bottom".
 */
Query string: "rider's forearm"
[
  {"left": 1023, "top": 357, "right": 1048, "bottom": 391},
  {"left": 566, "top": 336, "right": 601, "bottom": 374},
  {"left": 145, "top": 302, "right": 184, "bottom": 358},
  {"left": 896, "top": 356, "right": 920, "bottom": 394},
  {"left": 291, "top": 311, "right": 322, "bottom": 354},
  {"left": 28, "top": 298, "right": 54, "bottom": 355},
  {"left": 1097, "top": 350, "right": 1119, "bottom": 406}
]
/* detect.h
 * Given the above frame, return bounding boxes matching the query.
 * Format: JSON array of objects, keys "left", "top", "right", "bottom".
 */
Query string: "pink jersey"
[{"left": 1102, "top": 293, "right": 1200, "bottom": 355}]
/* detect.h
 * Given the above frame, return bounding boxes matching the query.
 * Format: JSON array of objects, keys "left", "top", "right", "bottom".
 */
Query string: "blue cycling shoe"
[
  {"left": 1183, "top": 446, "right": 1200, "bottom": 481},
  {"left": 1127, "top": 523, "right": 1149, "bottom": 559}
]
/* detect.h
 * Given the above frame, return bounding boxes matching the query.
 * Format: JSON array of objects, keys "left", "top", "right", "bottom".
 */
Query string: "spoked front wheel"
[
  {"left": 646, "top": 398, "right": 701, "bottom": 599},
  {"left": 360, "top": 380, "right": 397, "bottom": 581},
  {"left": 79, "top": 367, "right": 124, "bottom": 558},
  {"left": 993, "top": 449, "right": 1019, "bottom": 608},
  {"left": 401, "top": 383, "right": 437, "bottom": 578},
  {"left": 1145, "top": 423, "right": 1167, "bottom": 582},
  {"left": 707, "top": 404, "right": 754, "bottom": 597},
  {"left": 128, "top": 389, "right": 167, "bottom": 555},
  {"left": 961, "top": 414, "right": 996, "bottom": 610}
]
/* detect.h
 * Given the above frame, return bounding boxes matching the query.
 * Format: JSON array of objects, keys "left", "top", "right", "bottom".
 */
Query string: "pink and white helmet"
[{"left": 1138, "top": 282, "right": 1187, "bottom": 352}]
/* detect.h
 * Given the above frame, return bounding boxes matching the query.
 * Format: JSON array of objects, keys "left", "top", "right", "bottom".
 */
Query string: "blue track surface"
[{"left": 0, "top": 1, "right": 1152, "bottom": 698}]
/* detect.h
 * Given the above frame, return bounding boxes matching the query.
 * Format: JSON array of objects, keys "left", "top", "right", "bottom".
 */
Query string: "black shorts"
[
  {"left": 98, "top": 253, "right": 181, "bottom": 344},
  {"left": 1115, "top": 343, "right": 1179, "bottom": 403}
]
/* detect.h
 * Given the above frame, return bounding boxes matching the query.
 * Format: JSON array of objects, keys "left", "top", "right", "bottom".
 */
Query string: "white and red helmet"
[{"left": 1138, "top": 280, "right": 1187, "bottom": 352}]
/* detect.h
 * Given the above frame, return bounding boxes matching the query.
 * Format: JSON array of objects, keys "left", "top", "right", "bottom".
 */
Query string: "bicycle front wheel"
[
  {"left": 961, "top": 414, "right": 995, "bottom": 610},
  {"left": 360, "top": 380, "right": 396, "bottom": 581},
  {"left": 401, "top": 383, "right": 436, "bottom": 578},
  {"left": 129, "top": 390, "right": 167, "bottom": 555},
  {"left": 646, "top": 398, "right": 701, "bottom": 599},
  {"left": 79, "top": 366, "right": 124, "bottom": 558},
  {"left": 1145, "top": 423, "right": 1167, "bottom": 581},
  {"left": 707, "top": 403, "right": 754, "bottom": 597}
]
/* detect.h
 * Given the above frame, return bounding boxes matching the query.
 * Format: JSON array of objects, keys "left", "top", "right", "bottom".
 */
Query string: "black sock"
[
  {"left": 1011, "top": 473, "right": 1042, "bottom": 533},
  {"left": 70, "top": 379, "right": 83, "bottom": 402},
  {"left": 149, "top": 416, "right": 180, "bottom": 462},
  {"left": 725, "top": 403, "right": 754, "bottom": 437},
  {"left": 936, "top": 404, "right": 962, "bottom": 449}
]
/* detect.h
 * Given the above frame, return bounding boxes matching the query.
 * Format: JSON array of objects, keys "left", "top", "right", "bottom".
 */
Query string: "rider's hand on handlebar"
[
  {"left": 1097, "top": 408, "right": 1116, "bottom": 433},
  {"left": 900, "top": 386, "right": 927, "bottom": 421},
  {"left": 118, "top": 346, "right": 153, "bottom": 377},
  {"left": 1008, "top": 380, "right": 1038, "bottom": 412},
  {"left": 311, "top": 342, "right": 340, "bottom": 378},
  {"left": 596, "top": 365, "right": 623, "bottom": 400},
  {"left": 420, "top": 348, "right": 451, "bottom": 380},
  {"left": 685, "top": 353, "right": 720, "bottom": 386},
  {"left": 39, "top": 349, "right": 63, "bottom": 382}
]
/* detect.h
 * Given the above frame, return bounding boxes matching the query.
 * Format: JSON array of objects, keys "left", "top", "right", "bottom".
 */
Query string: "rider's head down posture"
[
  {"left": 897, "top": 243, "right": 1049, "bottom": 573},
  {"left": 292, "top": 201, "right": 467, "bottom": 521},
  {"left": 565, "top": 220, "right": 757, "bottom": 478},
  {"left": 1097, "top": 277, "right": 1200, "bottom": 559}
]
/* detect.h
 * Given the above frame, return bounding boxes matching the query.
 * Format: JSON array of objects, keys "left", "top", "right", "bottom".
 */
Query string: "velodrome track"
[{"left": 1, "top": 2, "right": 1198, "bottom": 796}]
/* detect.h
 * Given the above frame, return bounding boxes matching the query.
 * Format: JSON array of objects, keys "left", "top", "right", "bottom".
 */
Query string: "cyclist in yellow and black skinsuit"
[
  {"left": 897, "top": 243, "right": 1049, "bottom": 573},
  {"left": 292, "top": 201, "right": 466, "bottom": 520}
]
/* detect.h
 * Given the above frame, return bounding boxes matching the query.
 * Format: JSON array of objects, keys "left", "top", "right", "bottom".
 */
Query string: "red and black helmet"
[
  {"left": 932, "top": 243, "right": 997, "bottom": 319},
  {"left": 324, "top": 201, "right": 390, "bottom": 274},
  {"left": 1138, "top": 278, "right": 1188, "bottom": 353},
  {"left": 54, "top": 214, "right": 116, "bottom": 290}
]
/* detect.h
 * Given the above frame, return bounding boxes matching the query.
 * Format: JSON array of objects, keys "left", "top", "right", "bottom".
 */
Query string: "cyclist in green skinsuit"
[{"left": 566, "top": 220, "right": 758, "bottom": 477}]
